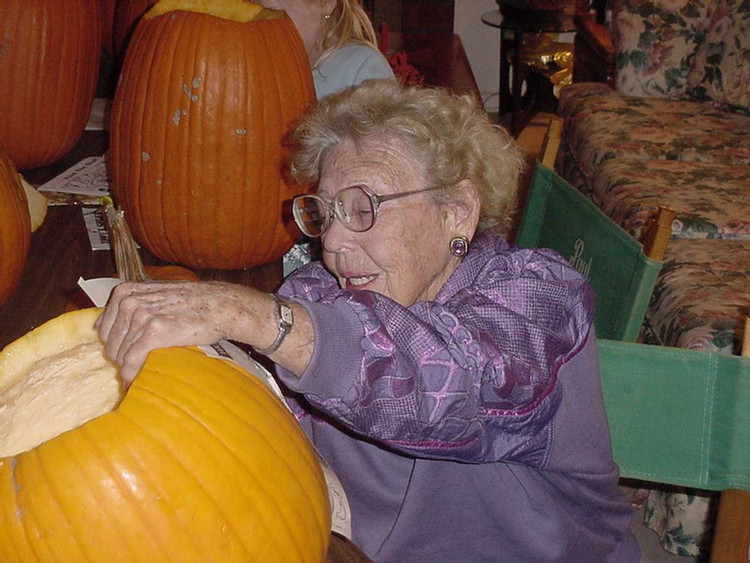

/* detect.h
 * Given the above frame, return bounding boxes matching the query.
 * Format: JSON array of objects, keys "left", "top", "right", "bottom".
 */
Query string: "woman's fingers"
[{"left": 97, "top": 280, "right": 233, "bottom": 386}]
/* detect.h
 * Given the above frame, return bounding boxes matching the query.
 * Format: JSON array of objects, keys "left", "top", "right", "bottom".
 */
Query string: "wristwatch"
[{"left": 253, "top": 294, "right": 294, "bottom": 356}]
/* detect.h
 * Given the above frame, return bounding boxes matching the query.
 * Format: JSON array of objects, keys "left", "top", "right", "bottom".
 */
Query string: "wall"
[{"left": 454, "top": 0, "right": 501, "bottom": 112}]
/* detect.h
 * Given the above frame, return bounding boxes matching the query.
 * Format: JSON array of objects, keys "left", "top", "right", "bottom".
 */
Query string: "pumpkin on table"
[
  {"left": 109, "top": 0, "right": 316, "bottom": 270},
  {"left": 0, "top": 0, "right": 101, "bottom": 171},
  {"left": 0, "top": 308, "right": 331, "bottom": 563},
  {"left": 0, "top": 153, "right": 30, "bottom": 308}
]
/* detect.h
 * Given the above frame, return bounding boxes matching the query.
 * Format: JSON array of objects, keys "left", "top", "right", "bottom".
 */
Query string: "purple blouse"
[{"left": 275, "top": 235, "right": 640, "bottom": 563}]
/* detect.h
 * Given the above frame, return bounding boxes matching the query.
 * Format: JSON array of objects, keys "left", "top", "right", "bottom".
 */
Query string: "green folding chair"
[
  {"left": 598, "top": 338, "right": 750, "bottom": 562},
  {"left": 516, "top": 162, "right": 673, "bottom": 342}
]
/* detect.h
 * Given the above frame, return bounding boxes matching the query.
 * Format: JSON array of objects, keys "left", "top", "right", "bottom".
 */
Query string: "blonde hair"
[
  {"left": 289, "top": 80, "right": 525, "bottom": 236},
  {"left": 314, "top": 0, "right": 379, "bottom": 67}
]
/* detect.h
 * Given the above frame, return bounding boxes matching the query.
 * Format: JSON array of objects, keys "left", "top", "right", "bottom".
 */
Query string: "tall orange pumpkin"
[
  {"left": 0, "top": 308, "right": 331, "bottom": 562},
  {"left": 0, "top": 0, "right": 101, "bottom": 170},
  {"left": 109, "top": 1, "right": 315, "bottom": 270},
  {"left": 0, "top": 152, "right": 30, "bottom": 308}
]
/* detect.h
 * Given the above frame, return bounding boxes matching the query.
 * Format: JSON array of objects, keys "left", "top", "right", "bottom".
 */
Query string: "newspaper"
[{"left": 38, "top": 156, "right": 111, "bottom": 250}]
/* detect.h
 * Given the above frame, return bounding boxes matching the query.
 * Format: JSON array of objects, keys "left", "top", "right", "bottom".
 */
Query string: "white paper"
[
  {"left": 77, "top": 276, "right": 122, "bottom": 307},
  {"left": 85, "top": 98, "right": 112, "bottom": 131},
  {"left": 38, "top": 156, "right": 109, "bottom": 197},
  {"left": 82, "top": 207, "right": 111, "bottom": 250}
]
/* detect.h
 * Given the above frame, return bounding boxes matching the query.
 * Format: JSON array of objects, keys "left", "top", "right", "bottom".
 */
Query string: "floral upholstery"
[
  {"left": 642, "top": 487, "right": 715, "bottom": 557},
  {"left": 642, "top": 238, "right": 750, "bottom": 355},
  {"left": 612, "top": 0, "right": 712, "bottom": 98},
  {"left": 687, "top": 0, "right": 750, "bottom": 113},
  {"left": 557, "top": 82, "right": 750, "bottom": 195},
  {"left": 559, "top": 1, "right": 750, "bottom": 556},
  {"left": 590, "top": 159, "right": 750, "bottom": 241}
]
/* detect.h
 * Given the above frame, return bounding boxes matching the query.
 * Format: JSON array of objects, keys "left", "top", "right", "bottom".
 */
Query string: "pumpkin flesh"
[{"left": 0, "top": 308, "right": 330, "bottom": 562}]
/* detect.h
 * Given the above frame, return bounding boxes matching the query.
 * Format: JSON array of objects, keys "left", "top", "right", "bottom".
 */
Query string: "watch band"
[{"left": 253, "top": 294, "right": 294, "bottom": 356}]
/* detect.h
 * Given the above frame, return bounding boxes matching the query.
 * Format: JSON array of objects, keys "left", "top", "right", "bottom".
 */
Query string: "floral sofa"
[
  {"left": 557, "top": 0, "right": 750, "bottom": 356},
  {"left": 554, "top": 0, "right": 750, "bottom": 557}
]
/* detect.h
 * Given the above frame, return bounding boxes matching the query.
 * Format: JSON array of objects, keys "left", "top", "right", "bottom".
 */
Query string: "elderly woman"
[{"left": 98, "top": 80, "right": 640, "bottom": 563}]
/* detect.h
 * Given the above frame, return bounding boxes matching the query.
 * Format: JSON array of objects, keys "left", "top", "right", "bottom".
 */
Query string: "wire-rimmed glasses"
[{"left": 292, "top": 184, "right": 447, "bottom": 238}]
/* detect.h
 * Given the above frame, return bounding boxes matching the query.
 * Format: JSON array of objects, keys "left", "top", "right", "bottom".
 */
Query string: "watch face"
[{"left": 279, "top": 302, "right": 294, "bottom": 327}]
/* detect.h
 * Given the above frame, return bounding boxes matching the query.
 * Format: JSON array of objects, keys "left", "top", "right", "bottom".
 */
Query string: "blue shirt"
[{"left": 313, "top": 43, "right": 394, "bottom": 100}]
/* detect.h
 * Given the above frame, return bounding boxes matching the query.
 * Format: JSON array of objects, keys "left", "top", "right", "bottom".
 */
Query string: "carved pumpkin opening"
[{"left": 0, "top": 309, "right": 123, "bottom": 457}]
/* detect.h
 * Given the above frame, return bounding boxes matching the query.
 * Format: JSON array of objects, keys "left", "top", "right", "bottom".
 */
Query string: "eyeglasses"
[{"left": 292, "top": 184, "right": 447, "bottom": 238}]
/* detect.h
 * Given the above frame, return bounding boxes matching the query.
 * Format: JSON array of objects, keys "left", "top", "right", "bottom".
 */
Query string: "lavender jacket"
[{"left": 275, "top": 235, "right": 640, "bottom": 563}]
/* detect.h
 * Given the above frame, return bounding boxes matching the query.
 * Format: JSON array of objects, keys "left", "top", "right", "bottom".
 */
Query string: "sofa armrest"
[{"left": 572, "top": 13, "right": 615, "bottom": 88}]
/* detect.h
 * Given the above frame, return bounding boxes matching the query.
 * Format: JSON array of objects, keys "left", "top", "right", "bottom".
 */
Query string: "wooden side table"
[{"left": 481, "top": 8, "right": 577, "bottom": 135}]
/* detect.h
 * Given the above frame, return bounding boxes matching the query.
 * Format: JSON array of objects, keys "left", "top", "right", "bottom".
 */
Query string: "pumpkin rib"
[
  {"left": 119, "top": 386, "right": 277, "bottom": 560},
  {"left": 122, "top": 17, "right": 168, "bottom": 259},
  {"left": 181, "top": 14, "right": 212, "bottom": 267},
  {"left": 29, "top": 446, "right": 108, "bottom": 562},
  {"left": 147, "top": 356, "right": 330, "bottom": 554},
  {"left": 129, "top": 358, "right": 312, "bottom": 558},
  {"left": 90, "top": 402, "right": 251, "bottom": 562},
  {"left": 74, "top": 423, "right": 195, "bottom": 561},
  {"left": 0, "top": 459, "right": 40, "bottom": 562},
  {"left": 152, "top": 349, "right": 326, "bottom": 487}
]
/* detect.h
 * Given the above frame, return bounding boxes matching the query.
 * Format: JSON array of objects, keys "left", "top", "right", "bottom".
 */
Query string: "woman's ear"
[
  {"left": 445, "top": 179, "right": 481, "bottom": 238},
  {"left": 321, "top": 0, "right": 337, "bottom": 17}
]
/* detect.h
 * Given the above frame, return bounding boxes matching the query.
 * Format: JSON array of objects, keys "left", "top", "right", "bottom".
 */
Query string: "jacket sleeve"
[{"left": 275, "top": 247, "right": 594, "bottom": 465}]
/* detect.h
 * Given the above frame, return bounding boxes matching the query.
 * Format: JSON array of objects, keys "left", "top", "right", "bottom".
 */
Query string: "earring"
[
  {"left": 449, "top": 236, "right": 470, "bottom": 257},
  {"left": 324, "top": 13, "right": 332, "bottom": 19}
]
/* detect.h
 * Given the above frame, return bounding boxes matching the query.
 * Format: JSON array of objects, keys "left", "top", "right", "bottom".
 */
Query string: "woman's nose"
[{"left": 321, "top": 214, "right": 356, "bottom": 254}]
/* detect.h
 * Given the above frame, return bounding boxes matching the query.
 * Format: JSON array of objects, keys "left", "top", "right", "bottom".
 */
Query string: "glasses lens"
[
  {"left": 336, "top": 186, "right": 375, "bottom": 232},
  {"left": 292, "top": 196, "right": 327, "bottom": 237}
]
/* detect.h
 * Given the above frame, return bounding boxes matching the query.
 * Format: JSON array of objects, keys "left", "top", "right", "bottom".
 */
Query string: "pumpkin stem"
[{"left": 104, "top": 201, "right": 150, "bottom": 282}]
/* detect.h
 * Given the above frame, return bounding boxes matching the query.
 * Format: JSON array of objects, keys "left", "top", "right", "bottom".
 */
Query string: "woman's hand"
[{"left": 97, "top": 280, "right": 241, "bottom": 387}]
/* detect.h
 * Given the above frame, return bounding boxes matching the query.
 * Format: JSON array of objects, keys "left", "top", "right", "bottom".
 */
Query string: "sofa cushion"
[
  {"left": 643, "top": 238, "right": 750, "bottom": 355},
  {"left": 557, "top": 82, "right": 750, "bottom": 192},
  {"left": 686, "top": 0, "right": 750, "bottom": 113},
  {"left": 612, "top": 0, "right": 712, "bottom": 99},
  {"left": 590, "top": 160, "right": 750, "bottom": 241}
]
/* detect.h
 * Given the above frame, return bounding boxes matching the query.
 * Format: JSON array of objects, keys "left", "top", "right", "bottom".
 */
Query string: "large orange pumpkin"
[
  {"left": 0, "top": 0, "right": 101, "bottom": 170},
  {"left": 0, "top": 308, "right": 331, "bottom": 562},
  {"left": 0, "top": 152, "right": 30, "bottom": 308},
  {"left": 109, "top": 0, "right": 315, "bottom": 270}
]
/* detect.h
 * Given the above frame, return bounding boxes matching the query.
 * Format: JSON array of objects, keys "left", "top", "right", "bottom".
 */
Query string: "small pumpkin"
[
  {"left": 109, "top": 0, "right": 315, "bottom": 270},
  {"left": 0, "top": 0, "right": 101, "bottom": 170},
  {"left": 0, "top": 152, "right": 30, "bottom": 308},
  {"left": 143, "top": 263, "right": 201, "bottom": 280},
  {"left": 0, "top": 308, "right": 331, "bottom": 562}
]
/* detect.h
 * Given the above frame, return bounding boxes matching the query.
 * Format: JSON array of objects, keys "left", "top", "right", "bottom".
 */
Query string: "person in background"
[
  {"left": 97, "top": 80, "right": 640, "bottom": 563},
  {"left": 261, "top": 0, "right": 396, "bottom": 275}
]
